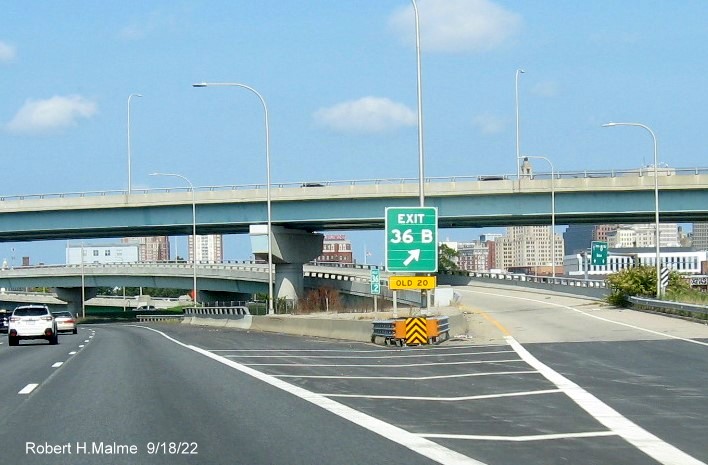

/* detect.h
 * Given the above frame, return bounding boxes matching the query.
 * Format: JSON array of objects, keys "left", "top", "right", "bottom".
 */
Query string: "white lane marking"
[
  {"left": 226, "top": 349, "right": 515, "bottom": 359},
  {"left": 507, "top": 335, "right": 706, "bottom": 465},
  {"left": 18, "top": 384, "right": 39, "bottom": 395},
  {"left": 420, "top": 431, "right": 619, "bottom": 442},
  {"left": 322, "top": 389, "right": 561, "bottom": 402},
  {"left": 79, "top": 345, "right": 84, "bottom": 348},
  {"left": 51, "top": 362, "right": 63, "bottom": 368},
  {"left": 243, "top": 359, "right": 522, "bottom": 368},
  {"left": 69, "top": 351, "right": 77, "bottom": 355},
  {"left": 133, "top": 325, "right": 487, "bottom": 465},
  {"left": 84, "top": 339, "right": 89, "bottom": 343},
  {"left": 274, "top": 370, "right": 539, "bottom": 380},
  {"left": 209, "top": 344, "right": 502, "bottom": 353},
  {"left": 462, "top": 289, "right": 708, "bottom": 347},
  {"left": 89, "top": 336, "right": 93, "bottom": 339}
]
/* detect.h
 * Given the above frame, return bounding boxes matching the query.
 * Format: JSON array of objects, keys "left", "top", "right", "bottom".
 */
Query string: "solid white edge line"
[
  {"left": 420, "top": 431, "right": 619, "bottom": 442},
  {"left": 506, "top": 335, "right": 706, "bottom": 465},
  {"left": 18, "top": 383, "right": 39, "bottom": 395},
  {"left": 131, "top": 325, "right": 487, "bottom": 465}
]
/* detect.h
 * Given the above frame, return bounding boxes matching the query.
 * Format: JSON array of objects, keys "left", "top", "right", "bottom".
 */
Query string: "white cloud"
[
  {"left": 472, "top": 114, "right": 505, "bottom": 134},
  {"left": 389, "top": 0, "right": 522, "bottom": 53},
  {"left": 6, "top": 95, "right": 98, "bottom": 134},
  {"left": 314, "top": 97, "right": 416, "bottom": 133},
  {"left": 532, "top": 80, "right": 559, "bottom": 98},
  {"left": 0, "top": 41, "right": 16, "bottom": 63}
]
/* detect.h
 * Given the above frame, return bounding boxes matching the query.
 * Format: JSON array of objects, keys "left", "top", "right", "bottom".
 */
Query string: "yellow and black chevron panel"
[{"left": 405, "top": 317, "right": 428, "bottom": 345}]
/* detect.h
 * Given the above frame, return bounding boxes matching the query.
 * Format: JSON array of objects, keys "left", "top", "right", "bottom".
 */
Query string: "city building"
[
  {"left": 563, "top": 224, "right": 595, "bottom": 255},
  {"left": 121, "top": 236, "right": 170, "bottom": 262},
  {"left": 315, "top": 234, "right": 353, "bottom": 264},
  {"left": 605, "top": 224, "right": 681, "bottom": 248},
  {"left": 564, "top": 248, "right": 708, "bottom": 277},
  {"left": 188, "top": 234, "right": 223, "bottom": 263},
  {"left": 495, "top": 226, "right": 564, "bottom": 275},
  {"left": 693, "top": 222, "right": 708, "bottom": 250},
  {"left": 66, "top": 243, "right": 139, "bottom": 265},
  {"left": 457, "top": 241, "right": 489, "bottom": 271}
]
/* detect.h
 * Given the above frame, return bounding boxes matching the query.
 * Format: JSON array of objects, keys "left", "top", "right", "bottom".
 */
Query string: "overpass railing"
[{"left": 1, "top": 166, "right": 707, "bottom": 201}]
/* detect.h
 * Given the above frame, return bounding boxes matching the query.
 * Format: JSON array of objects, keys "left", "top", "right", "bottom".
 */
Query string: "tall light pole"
[
  {"left": 524, "top": 156, "right": 556, "bottom": 277},
  {"left": 192, "top": 82, "right": 274, "bottom": 314},
  {"left": 127, "top": 93, "right": 142, "bottom": 194},
  {"left": 602, "top": 122, "right": 661, "bottom": 298},
  {"left": 411, "top": 0, "right": 425, "bottom": 207},
  {"left": 515, "top": 69, "right": 525, "bottom": 179},
  {"left": 150, "top": 172, "right": 198, "bottom": 305}
]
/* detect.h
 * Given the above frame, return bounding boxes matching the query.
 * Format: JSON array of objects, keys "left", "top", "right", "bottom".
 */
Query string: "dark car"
[{"left": 0, "top": 309, "right": 10, "bottom": 333}]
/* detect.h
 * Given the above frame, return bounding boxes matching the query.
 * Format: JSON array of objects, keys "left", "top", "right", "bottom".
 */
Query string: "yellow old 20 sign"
[{"left": 389, "top": 276, "right": 437, "bottom": 290}]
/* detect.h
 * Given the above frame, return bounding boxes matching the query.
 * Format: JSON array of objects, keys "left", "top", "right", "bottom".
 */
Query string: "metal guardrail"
[
  {"left": 628, "top": 296, "right": 708, "bottom": 317},
  {"left": 136, "top": 314, "right": 184, "bottom": 322},
  {"left": 184, "top": 306, "right": 251, "bottom": 316},
  {"left": 1, "top": 166, "right": 707, "bottom": 201}
]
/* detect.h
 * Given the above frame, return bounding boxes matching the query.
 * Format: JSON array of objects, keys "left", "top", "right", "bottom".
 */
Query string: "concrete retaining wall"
[{"left": 185, "top": 311, "right": 469, "bottom": 343}]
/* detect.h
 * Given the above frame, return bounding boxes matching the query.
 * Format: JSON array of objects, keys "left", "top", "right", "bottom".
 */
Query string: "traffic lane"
[
  {"left": 0, "top": 327, "right": 91, "bottom": 419},
  {"left": 157, "top": 324, "right": 662, "bottom": 465},
  {"left": 527, "top": 338, "right": 708, "bottom": 463},
  {"left": 0, "top": 324, "right": 461, "bottom": 465},
  {"left": 457, "top": 286, "right": 708, "bottom": 343}
]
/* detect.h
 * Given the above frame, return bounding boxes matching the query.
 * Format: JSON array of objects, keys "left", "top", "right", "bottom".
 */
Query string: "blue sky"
[{"left": 1, "top": 0, "right": 706, "bottom": 265}]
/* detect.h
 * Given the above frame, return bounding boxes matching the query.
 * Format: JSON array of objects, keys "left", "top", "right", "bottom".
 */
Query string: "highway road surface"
[{"left": 0, "top": 284, "right": 706, "bottom": 465}]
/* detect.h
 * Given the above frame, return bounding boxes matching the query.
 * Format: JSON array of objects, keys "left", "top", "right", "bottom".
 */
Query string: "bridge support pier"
[
  {"left": 250, "top": 225, "right": 324, "bottom": 302},
  {"left": 55, "top": 287, "right": 98, "bottom": 316}
]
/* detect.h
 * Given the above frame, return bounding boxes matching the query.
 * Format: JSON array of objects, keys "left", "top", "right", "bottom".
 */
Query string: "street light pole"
[
  {"left": 411, "top": 0, "right": 425, "bottom": 207},
  {"left": 127, "top": 93, "right": 142, "bottom": 194},
  {"left": 524, "top": 156, "right": 556, "bottom": 278},
  {"left": 602, "top": 122, "right": 661, "bottom": 298},
  {"left": 150, "top": 173, "right": 198, "bottom": 305},
  {"left": 192, "top": 82, "right": 274, "bottom": 314},
  {"left": 515, "top": 69, "right": 525, "bottom": 179}
]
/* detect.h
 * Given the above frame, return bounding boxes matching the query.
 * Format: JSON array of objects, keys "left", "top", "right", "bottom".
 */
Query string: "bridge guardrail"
[
  {"left": 136, "top": 314, "right": 184, "bottom": 322},
  {"left": 628, "top": 296, "right": 708, "bottom": 318},
  {"left": 1, "top": 166, "right": 707, "bottom": 201}
]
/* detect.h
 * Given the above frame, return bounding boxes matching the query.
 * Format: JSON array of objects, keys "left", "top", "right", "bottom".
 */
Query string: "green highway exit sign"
[
  {"left": 591, "top": 241, "right": 608, "bottom": 266},
  {"left": 385, "top": 207, "right": 438, "bottom": 273}
]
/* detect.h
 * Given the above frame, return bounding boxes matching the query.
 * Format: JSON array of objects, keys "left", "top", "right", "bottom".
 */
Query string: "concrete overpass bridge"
[
  {"left": 1, "top": 167, "right": 706, "bottom": 302},
  {"left": 0, "top": 262, "right": 425, "bottom": 313}
]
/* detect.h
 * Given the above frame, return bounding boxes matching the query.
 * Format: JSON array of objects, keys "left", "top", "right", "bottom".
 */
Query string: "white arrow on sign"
[{"left": 403, "top": 249, "right": 421, "bottom": 266}]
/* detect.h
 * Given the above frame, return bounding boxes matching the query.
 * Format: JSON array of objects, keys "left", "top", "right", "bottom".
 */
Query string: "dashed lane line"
[
  {"left": 18, "top": 384, "right": 39, "bottom": 395},
  {"left": 51, "top": 362, "right": 64, "bottom": 368}
]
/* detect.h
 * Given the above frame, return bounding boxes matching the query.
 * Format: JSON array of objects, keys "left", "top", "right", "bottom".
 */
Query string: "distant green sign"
[{"left": 591, "top": 241, "right": 608, "bottom": 266}]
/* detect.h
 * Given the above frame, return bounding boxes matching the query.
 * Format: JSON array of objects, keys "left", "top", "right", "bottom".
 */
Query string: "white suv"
[{"left": 8, "top": 305, "right": 59, "bottom": 346}]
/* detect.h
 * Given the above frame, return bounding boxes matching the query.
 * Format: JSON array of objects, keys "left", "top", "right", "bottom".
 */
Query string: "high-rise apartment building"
[
  {"left": 188, "top": 234, "right": 223, "bottom": 263},
  {"left": 693, "top": 223, "right": 708, "bottom": 250},
  {"left": 121, "top": 236, "right": 170, "bottom": 262},
  {"left": 495, "top": 226, "right": 564, "bottom": 273}
]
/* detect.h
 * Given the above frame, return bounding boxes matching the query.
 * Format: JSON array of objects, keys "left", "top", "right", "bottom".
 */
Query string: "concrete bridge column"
[
  {"left": 55, "top": 287, "right": 98, "bottom": 316},
  {"left": 250, "top": 225, "right": 324, "bottom": 302}
]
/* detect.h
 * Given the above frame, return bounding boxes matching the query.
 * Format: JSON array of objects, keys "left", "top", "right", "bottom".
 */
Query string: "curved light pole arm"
[
  {"left": 193, "top": 82, "right": 274, "bottom": 314},
  {"left": 150, "top": 172, "right": 198, "bottom": 305},
  {"left": 602, "top": 122, "right": 661, "bottom": 298}
]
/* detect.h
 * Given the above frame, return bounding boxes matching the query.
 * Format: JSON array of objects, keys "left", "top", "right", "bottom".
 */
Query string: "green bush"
[{"left": 605, "top": 266, "right": 690, "bottom": 306}]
